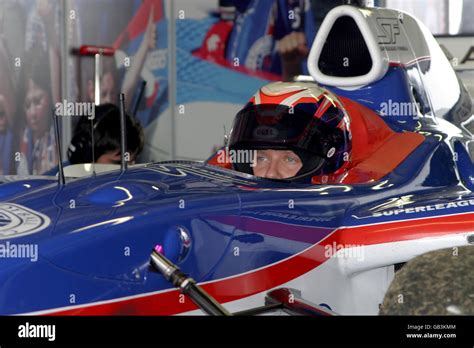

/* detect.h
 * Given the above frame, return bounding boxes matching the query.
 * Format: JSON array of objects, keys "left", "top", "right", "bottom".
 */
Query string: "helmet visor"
[{"left": 228, "top": 103, "right": 345, "bottom": 158}]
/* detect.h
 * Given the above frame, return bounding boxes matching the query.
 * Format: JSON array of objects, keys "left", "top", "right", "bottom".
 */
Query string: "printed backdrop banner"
[
  {"left": 0, "top": 0, "right": 62, "bottom": 175},
  {"left": 68, "top": 0, "right": 169, "bottom": 139}
]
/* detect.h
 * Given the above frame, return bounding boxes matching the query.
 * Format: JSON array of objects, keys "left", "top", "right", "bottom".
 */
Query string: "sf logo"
[{"left": 376, "top": 18, "right": 400, "bottom": 45}]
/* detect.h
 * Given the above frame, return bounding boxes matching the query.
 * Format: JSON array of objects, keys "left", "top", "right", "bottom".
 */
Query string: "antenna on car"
[
  {"left": 132, "top": 80, "right": 147, "bottom": 117},
  {"left": 90, "top": 116, "right": 96, "bottom": 177},
  {"left": 52, "top": 110, "right": 65, "bottom": 185},
  {"left": 119, "top": 93, "right": 128, "bottom": 172}
]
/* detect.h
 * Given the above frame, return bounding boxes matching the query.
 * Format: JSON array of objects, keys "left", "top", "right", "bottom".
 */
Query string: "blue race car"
[{"left": 0, "top": 4, "right": 473, "bottom": 316}]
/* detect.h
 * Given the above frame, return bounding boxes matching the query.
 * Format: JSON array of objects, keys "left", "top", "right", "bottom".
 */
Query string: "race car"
[{"left": 0, "top": 3, "right": 472, "bottom": 316}]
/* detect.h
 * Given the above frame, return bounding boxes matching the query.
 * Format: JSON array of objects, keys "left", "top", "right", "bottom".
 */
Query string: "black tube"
[
  {"left": 119, "top": 93, "right": 128, "bottom": 172},
  {"left": 182, "top": 282, "right": 231, "bottom": 316},
  {"left": 150, "top": 248, "right": 231, "bottom": 316}
]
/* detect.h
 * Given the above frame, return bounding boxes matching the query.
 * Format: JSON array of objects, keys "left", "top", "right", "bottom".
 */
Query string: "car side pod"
[{"left": 150, "top": 245, "right": 231, "bottom": 316}]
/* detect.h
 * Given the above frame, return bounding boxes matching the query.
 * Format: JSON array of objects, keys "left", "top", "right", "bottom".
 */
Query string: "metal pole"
[
  {"left": 94, "top": 53, "right": 101, "bottom": 105},
  {"left": 168, "top": 0, "right": 177, "bottom": 160},
  {"left": 93, "top": 51, "right": 101, "bottom": 176},
  {"left": 119, "top": 93, "right": 128, "bottom": 172}
]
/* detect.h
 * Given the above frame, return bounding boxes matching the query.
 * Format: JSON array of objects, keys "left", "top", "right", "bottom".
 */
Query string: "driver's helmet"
[{"left": 228, "top": 82, "right": 352, "bottom": 181}]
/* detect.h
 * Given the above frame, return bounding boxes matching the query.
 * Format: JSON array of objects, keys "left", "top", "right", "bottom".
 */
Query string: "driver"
[
  {"left": 227, "top": 82, "right": 352, "bottom": 182},
  {"left": 252, "top": 149, "right": 303, "bottom": 179}
]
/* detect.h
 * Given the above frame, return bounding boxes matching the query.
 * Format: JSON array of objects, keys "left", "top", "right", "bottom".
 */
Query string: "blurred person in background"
[
  {"left": 0, "top": 40, "right": 19, "bottom": 175},
  {"left": 205, "top": 0, "right": 338, "bottom": 81},
  {"left": 16, "top": 0, "right": 61, "bottom": 175},
  {"left": 17, "top": 51, "right": 57, "bottom": 175}
]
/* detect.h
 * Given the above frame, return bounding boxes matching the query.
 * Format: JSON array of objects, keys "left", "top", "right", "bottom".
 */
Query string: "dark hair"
[{"left": 67, "top": 103, "right": 144, "bottom": 164}]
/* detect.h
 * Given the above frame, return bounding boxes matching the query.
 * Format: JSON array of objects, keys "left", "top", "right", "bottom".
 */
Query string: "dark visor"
[{"left": 228, "top": 104, "right": 345, "bottom": 158}]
